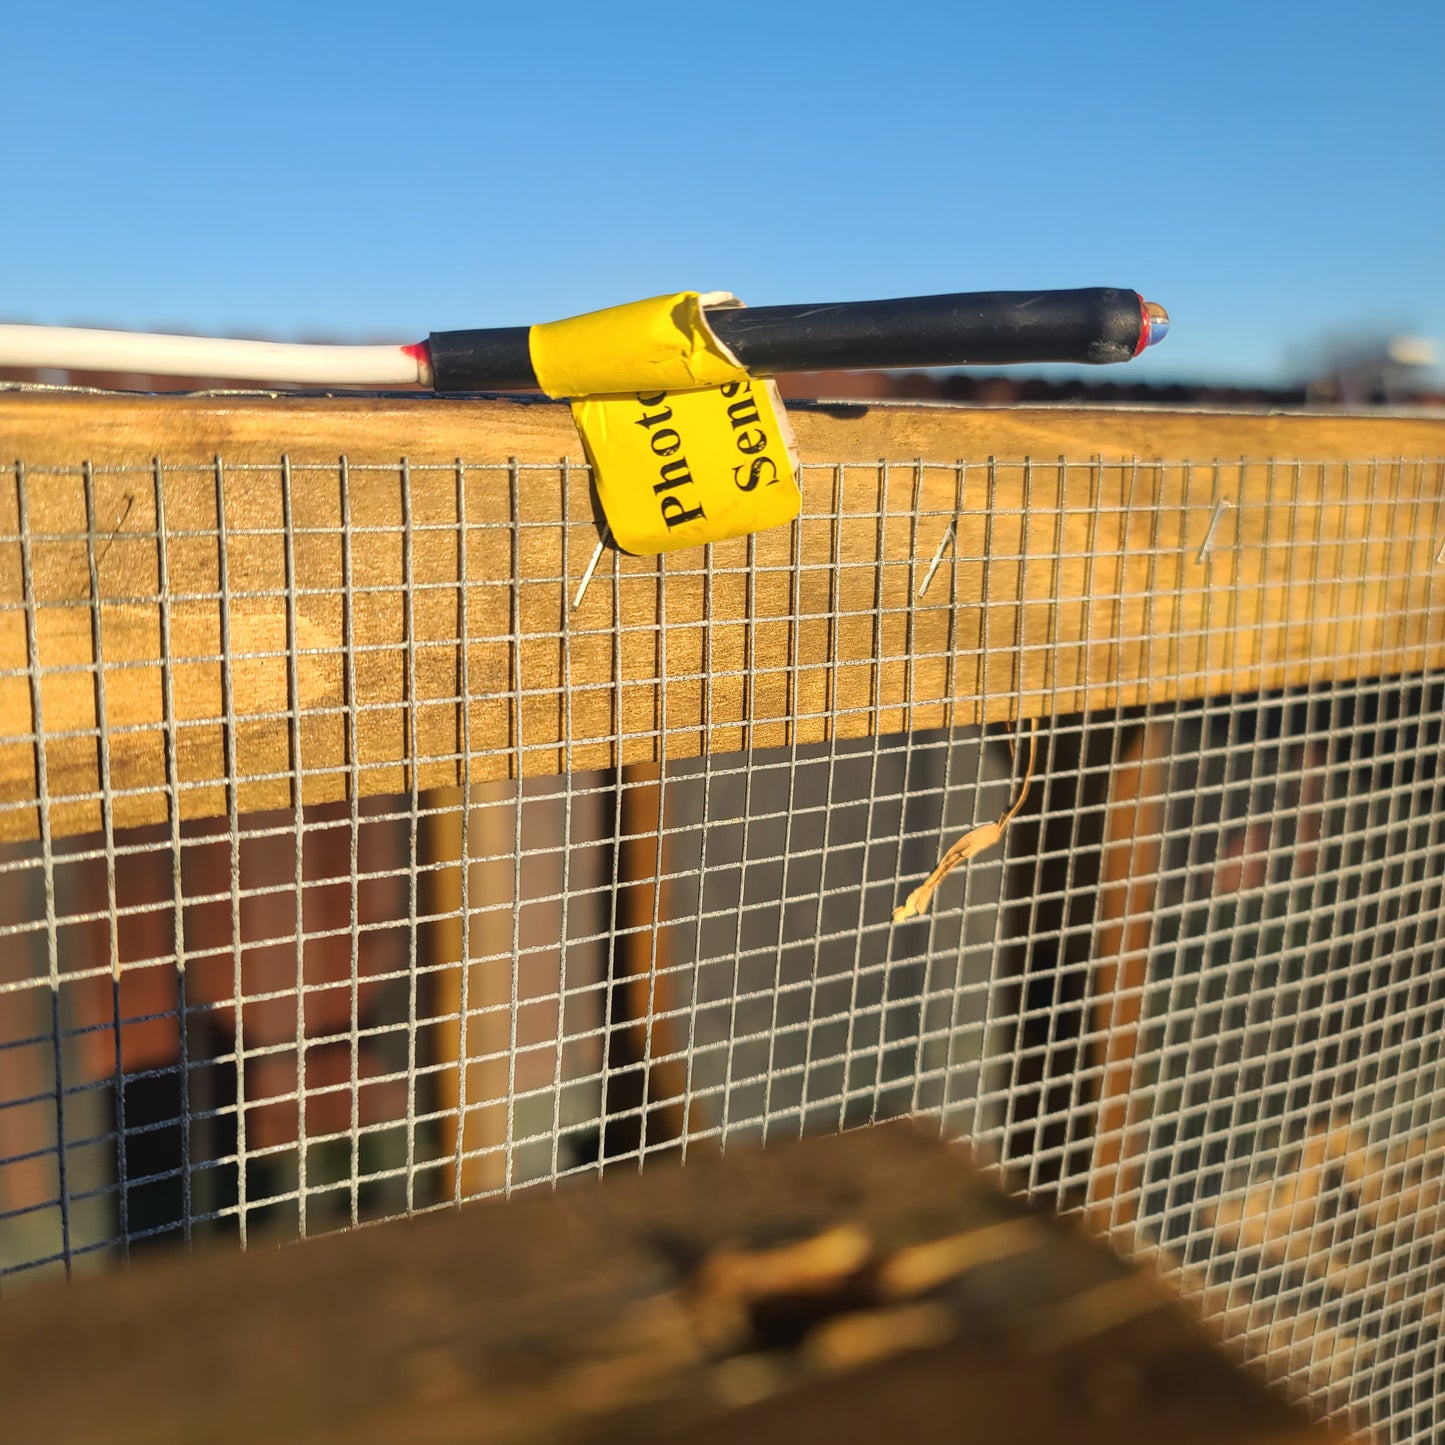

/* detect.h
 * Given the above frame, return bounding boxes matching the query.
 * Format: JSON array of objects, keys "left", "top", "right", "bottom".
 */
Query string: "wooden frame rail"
[{"left": 3, "top": 393, "right": 1442, "bottom": 844}]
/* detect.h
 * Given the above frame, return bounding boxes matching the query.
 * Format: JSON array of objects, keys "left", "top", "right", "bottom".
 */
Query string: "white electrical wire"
[{"left": 0, "top": 324, "right": 431, "bottom": 386}]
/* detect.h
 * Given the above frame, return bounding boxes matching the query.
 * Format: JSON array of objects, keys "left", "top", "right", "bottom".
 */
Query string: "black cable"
[{"left": 426, "top": 287, "right": 1162, "bottom": 393}]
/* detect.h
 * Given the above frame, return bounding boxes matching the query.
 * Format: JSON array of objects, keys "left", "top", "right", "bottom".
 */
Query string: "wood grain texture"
[{"left": 3, "top": 391, "right": 1443, "bottom": 841}]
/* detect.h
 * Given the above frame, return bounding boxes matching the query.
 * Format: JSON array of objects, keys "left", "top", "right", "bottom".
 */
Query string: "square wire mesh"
[{"left": 0, "top": 447, "right": 1442, "bottom": 1443}]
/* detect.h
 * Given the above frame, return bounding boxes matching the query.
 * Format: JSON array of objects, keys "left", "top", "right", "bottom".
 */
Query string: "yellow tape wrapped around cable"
[{"left": 529, "top": 292, "right": 801, "bottom": 557}]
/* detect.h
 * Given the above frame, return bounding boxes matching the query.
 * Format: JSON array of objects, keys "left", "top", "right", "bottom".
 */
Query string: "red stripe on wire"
[{"left": 1132, "top": 294, "right": 1151, "bottom": 356}]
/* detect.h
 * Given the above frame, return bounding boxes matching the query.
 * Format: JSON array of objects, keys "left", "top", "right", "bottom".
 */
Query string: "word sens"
[{"left": 633, "top": 380, "right": 781, "bottom": 535}]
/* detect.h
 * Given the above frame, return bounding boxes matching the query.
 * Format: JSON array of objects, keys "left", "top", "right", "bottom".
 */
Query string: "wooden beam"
[
  {"left": 3, "top": 392, "right": 1443, "bottom": 841},
  {"left": 1087, "top": 723, "right": 1171, "bottom": 1230},
  {"left": 0, "top": 1120, "right": 1339, "bottom": 1445}
]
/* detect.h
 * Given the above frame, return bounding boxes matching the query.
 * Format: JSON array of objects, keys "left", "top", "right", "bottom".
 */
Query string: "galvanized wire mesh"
[{"left": 1, "top": 448, "right": 1443, "bottom": 1443}]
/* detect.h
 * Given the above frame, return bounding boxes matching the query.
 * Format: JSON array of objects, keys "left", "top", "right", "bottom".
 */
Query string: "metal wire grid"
[{"left": 0, "top": 452, "right": 1442, "bottom": 1443}]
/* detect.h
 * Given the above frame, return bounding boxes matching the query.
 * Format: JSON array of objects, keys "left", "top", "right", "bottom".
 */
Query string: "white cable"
[{"left": 0, "top": 324, "right": 430, "bottom": 386}]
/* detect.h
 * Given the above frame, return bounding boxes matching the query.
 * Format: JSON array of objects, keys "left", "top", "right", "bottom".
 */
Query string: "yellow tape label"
[
  {"left": 530, "top": 291, "right": 746, "bottom": 400},
  {"left": 572, "top": 377, "right": 801, "bottom": 555}
]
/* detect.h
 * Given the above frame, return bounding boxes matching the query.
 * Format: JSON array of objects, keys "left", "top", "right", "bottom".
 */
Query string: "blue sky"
[{"left": 3, "top": 2, "right": 1441, "bottom": 385}]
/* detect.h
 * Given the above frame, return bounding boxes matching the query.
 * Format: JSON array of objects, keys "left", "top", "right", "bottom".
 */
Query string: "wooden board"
[
  {"left": 3, "top": 391, "right": 1443, "bottom": 840},
  {"left": 0, "top": 1120, "right": 1343, "bottom": 1445}
]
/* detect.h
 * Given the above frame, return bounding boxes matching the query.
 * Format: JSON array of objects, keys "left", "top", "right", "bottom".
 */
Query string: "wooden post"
[{"left": 1086, "top": 723, "right": 1169, "bottom": 1231}]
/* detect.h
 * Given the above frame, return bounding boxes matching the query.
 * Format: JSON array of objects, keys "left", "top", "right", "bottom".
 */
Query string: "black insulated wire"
[{"left": 426, "top": 287, "right": 1156, "bottom": 394}]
